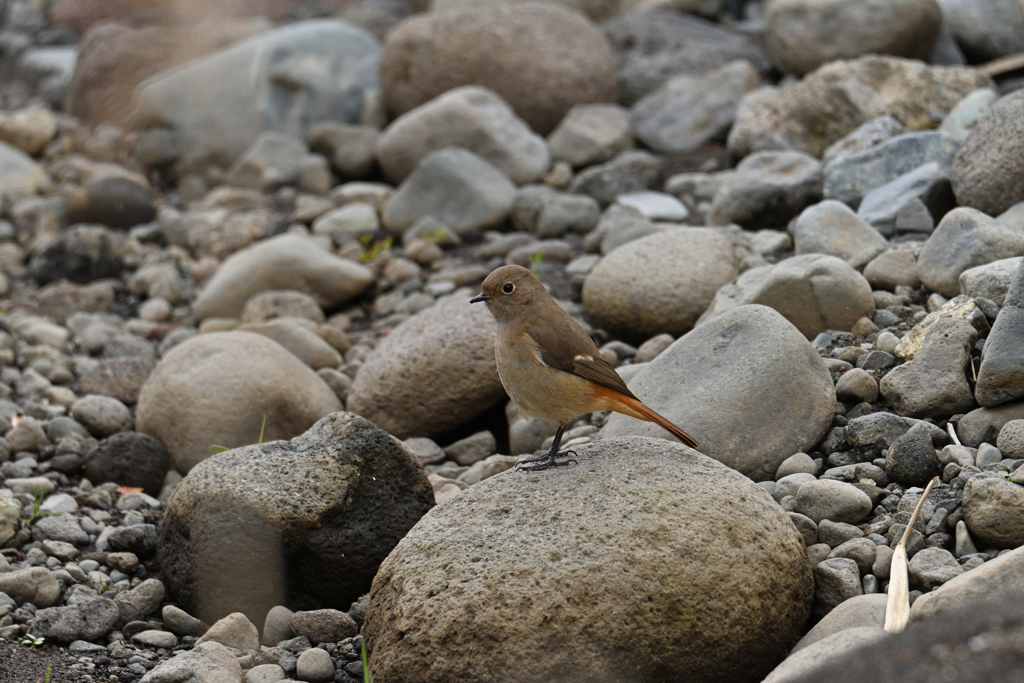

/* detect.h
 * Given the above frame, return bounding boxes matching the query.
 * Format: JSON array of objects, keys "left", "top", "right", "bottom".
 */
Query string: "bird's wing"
[{"left": 525, "top": 313, "right": 639, "bottom": 400}]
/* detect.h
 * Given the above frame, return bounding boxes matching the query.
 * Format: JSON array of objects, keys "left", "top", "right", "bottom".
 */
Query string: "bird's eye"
[{"left": 503, "top": 283, "right": 514, "bottom": 294}]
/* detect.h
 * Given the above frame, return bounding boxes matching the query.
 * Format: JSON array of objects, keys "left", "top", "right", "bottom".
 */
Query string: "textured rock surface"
[
  {"left": 727, "top": 56, "right": 990, "bottom": 159},
  {"left": 963, "top": 476, "right": 1024, "bottom": 549},
  {"left": 602, "top": 305, "right": 835, "bottom": 481},
  {"left": 158, "top": 413, "right": 434, "bottom": 626},
  {"left": 365, "top": 437, "right": 812, "bottom": 683},
  {"left": 951, "top": 90, "right": 1024, "bottom": 217},
  {"left": 910, "top": 545, "right": 1024, "bottom": 621},
  {"left": 347, "top": 300, "right": 504, "bottom": 439},
  {"left": 136, "top": 332, "right": 341, "bottom": 472}
]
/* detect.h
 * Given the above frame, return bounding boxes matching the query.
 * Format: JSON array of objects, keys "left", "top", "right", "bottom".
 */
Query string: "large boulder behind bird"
[
  {"left": 347, "top": 300, "right": 505, "bottom": 439},
  {"left": 602, "top": 304, "right": 836, "bottom": 481},
  {"left": 365, "top": 436, "right": 813, "bottom": 683},
  {"left": 158, "top": 412, "right": 434, "bottom": 626}
]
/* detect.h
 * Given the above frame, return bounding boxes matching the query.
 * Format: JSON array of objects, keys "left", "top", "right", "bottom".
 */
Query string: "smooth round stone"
[
  {"left": 796, "top": 480, "right": 873, "bottom": 524},
  {"left": 614, "top": 191, "right": 689, "bottom": 222},
  {"left": 296, "top": 647, "right": 334, "bottom": 683}
]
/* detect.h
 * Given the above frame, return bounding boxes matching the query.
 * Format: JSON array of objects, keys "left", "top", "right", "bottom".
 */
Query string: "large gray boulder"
[
  {"left": 375, "top": 86, "right": 550, "bottom": 185},
  {"left": 158, "top": 413, "right": 434, "bottom": 626},
  {"left": 347, "top": 300, "right": 505, "bottom": 439},
  {"left": 136, "top": 332, "right": 342, "bottom": 473},
  {"left": 698, "top": 254, "right": 874, "bottom": 340},
  {"left": 365, "top": 437, "right": 812, "bottom": 683},
  {"left": 602, "top": 305, "right": 836, "bottom": 481},
  {"left": 963, "top": 475, "right": 1024, "bottom": 549},
  {"left": 976, "top": 258, "right": 1024, "bottom": 407},
  {"left": 581, "top": 228, "right": 739, "bottom": 342},
  {"left": 135, "top": 20, "right": 380, "bottom": 169}
]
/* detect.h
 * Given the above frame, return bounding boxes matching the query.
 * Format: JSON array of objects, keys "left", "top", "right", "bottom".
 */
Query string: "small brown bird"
[{"left": 471, "top": 265, "right": 698, "bottom": 472}]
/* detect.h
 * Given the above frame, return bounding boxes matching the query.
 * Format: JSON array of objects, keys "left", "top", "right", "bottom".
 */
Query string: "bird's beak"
[{"left": 470, "top": 293, "right": 491, "bottom": 304}]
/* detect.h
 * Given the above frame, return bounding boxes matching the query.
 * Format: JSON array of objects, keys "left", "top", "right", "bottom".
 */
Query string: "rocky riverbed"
[{"left": 0, "top": 0, "right": 1024, "bottom": 682}]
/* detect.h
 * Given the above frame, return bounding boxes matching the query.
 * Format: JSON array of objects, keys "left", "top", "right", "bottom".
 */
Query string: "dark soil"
[{"left": 0, "top": 641, "right": 87, "bottom": 683}]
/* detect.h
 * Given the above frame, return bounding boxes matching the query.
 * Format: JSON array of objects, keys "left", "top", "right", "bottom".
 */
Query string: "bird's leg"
[{"left": 515, "top": 425, "right": 578, "bottom": 472}]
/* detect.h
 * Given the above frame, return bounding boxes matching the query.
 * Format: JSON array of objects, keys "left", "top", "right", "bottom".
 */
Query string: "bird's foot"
[{"left": 515, "top": 450, "right": 578, "bottom": 472}]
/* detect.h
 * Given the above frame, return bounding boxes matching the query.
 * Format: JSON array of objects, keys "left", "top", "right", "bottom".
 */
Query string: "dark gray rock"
[
  {"left": 602, "top": 305, "right": 835, "bottom": 481},
  {"left": 84, "top": 432, "right": 170, "bottom": 497},
  {"left": 879, "top": 317, "right": 978, "bottom": 418},
  {"left": 917, "top": 208, "right": 1024, "bottom": 297},
  {"left": 78, "top": 357, "right": 154, "bottom": 405},
  {"left": 28, "top": 225, "right": 124, "bottom": 286},
  {"left": 885, "top": 423, "right": 941, "bottom": 488},
  {"left": 763, "top": 627, "right": 888, "bottom": 683},
  {"left": 568, "top": 150, "right": 661, "bottom": 207},
  {"left": 158, "top": 413, "right": 435, "bottom": 626},
  {"left": 602, "top": 11, "right": 771, "bottom": 105},
  {"left": 709, "top": 150, "right": 822, "bottom": 229},
  {"left": 64, "top": 178, "right": 156, "bottom": 230},
  {"left": 823, "top": 131, "right": 961, "bottom": 209},
  {"left": 976, "top": 259, "right": 1024, "bottom": 407},
  {"left": 856, "top": 162, "right": 955, "bottom": 237},
  {"left": 29, "top": 593, "right": 119, "bottom": 643},
  {"left": 365, "top": 437, "right": 812, "bottom": 683},
  {"left": 951, "top": 90, "right": 1024, "bottom": 217},
  {"left": 107, "top": 524, "right": 157, "bottom": 557}
]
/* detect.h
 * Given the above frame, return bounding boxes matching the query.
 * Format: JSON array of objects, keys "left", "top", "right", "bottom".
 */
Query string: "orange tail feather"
[{"left": 604, "top": 391, "right": 699, "bottom": 450}]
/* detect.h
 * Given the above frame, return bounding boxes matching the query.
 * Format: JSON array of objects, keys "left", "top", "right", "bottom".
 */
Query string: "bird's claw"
[{"left": 515, "top": 450, "right": 578, "bottom": 472}]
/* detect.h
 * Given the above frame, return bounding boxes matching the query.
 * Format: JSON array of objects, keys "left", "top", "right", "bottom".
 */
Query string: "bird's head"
[{"left": 470, "top": 264, "right": 543, "bottom": 323}]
